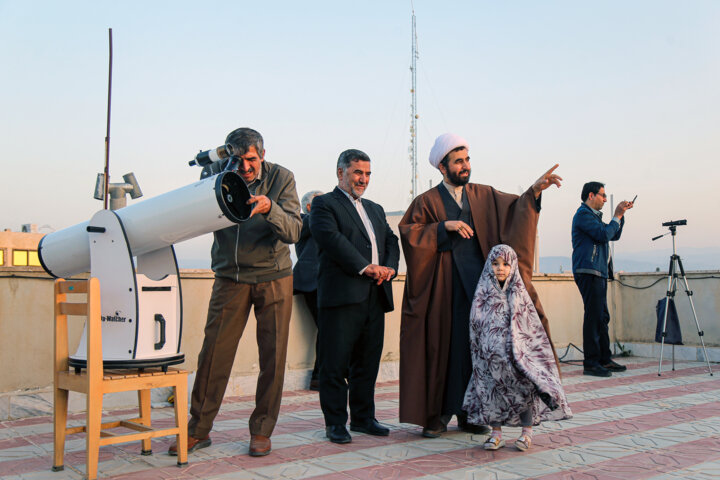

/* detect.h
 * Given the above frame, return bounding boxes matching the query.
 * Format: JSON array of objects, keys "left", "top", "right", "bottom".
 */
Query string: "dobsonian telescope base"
[{"left": 69, "top": 209, "right": 185, "bottom": 371}]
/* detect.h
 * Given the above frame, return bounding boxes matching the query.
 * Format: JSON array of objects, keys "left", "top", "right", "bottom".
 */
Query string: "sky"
[{"left": 1, "top": 1, "right": 719, "bottom": 266}]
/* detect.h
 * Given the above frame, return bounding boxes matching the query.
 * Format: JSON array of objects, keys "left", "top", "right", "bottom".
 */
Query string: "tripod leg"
[
  {"left": 676, "top": 256, "right": 713, "bottom": 376},
  {"left": 658, "top": 258, "right": 676, "bottom": 376}
]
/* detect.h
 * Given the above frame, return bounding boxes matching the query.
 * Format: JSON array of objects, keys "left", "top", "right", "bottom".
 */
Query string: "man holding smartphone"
[{"left": 572, "top": 182, "right": 633, "bottom": 377}]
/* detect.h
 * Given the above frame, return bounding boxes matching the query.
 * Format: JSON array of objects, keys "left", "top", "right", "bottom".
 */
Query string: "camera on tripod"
[
  {"left": 662, "top": 219, "right": 687, "bottom": 227},
  {"left": 651, "top": 216, "right": 713, "bottom": 376}
]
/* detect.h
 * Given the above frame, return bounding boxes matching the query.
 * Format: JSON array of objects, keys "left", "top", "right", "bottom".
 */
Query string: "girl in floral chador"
[{"left": 463, "top": 244, "right": 572, "bottom": 451}]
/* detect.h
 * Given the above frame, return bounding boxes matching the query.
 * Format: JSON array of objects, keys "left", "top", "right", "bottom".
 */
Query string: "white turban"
[{"left": 428, "top": 133, "right": 469, "bottom": 169}]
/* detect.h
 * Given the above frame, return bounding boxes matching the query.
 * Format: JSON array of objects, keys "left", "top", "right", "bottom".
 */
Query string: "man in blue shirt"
[{"left": 572, "top": 182, "right": 633, "bottom": 377}]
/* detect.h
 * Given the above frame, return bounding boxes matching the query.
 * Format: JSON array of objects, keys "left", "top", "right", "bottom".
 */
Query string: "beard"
[
  {"left": 350, "top": 185, "right": 366, "bottom": 198},
  {"left": 447, "top": 168, "right": 471, "bottom": 186}
]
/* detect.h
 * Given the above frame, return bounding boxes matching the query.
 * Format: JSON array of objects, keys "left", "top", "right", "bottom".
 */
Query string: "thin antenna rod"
[
  {"left": 104, "top": 28, "right": 113, "bottom": 210},
  {"left": 409, "top": 6, "right": 419, "bottom": 200}
]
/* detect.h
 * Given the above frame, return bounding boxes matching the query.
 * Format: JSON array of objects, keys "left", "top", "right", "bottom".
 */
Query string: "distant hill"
[{"left": 539, "top": 247, "right": 720, "bottom": 274}]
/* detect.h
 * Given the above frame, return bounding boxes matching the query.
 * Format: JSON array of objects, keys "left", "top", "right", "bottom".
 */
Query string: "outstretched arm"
[{"left": 532, "top": 164, "right": 563, "bottom": 199}]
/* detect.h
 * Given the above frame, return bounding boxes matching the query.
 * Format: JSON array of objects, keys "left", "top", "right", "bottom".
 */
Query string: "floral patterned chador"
[{"left": 462, "top": 244, "right": 572, "bottom": 426}]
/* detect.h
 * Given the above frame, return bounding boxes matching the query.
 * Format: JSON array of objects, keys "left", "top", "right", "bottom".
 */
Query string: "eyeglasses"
[{"left": 593, "top": 192, "right": 607, "bottom": 199}]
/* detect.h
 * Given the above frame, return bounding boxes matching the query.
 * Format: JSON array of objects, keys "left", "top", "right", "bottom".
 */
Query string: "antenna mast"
[
  {"left": 104, "top": 28, "right": 113, "bottom": 210},
  {"left": 409, "top": 7, "right": 419, "bottom": 200}
]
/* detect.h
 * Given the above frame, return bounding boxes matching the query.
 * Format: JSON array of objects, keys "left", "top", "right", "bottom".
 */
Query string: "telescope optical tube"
[{"left": 38, "top": 171, "right": 252, "bottom": 278}]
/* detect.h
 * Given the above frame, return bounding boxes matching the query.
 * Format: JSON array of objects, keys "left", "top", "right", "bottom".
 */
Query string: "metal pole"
[
  {"left": 609, "top": 193, "right": 617, "bottom": 354},
  {"left": 658, "top": 231, "right": 677, "bottom": 375},
  {"left": 104, "top": 28, "right": 113, "bottom": 210}
]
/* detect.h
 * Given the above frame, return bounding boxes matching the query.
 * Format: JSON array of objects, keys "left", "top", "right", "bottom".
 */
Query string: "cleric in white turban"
[
  {"left": 398, "top": 132, "right": 563, "bottom": 438},
  {"left": 428, "top": 133, "right": 469, "bottom": 169}
]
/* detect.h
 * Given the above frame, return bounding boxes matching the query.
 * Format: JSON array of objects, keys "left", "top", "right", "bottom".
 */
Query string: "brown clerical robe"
[{"left": 398, "top": 183, "right": 557, "bottom": 428}]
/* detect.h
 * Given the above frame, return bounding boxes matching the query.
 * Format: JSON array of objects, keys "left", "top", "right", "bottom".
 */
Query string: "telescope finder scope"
[
  {"left": 189, "top": 144, "right": 235, "bottom": 167},
  {"left": 662, "top": 219, "right": 687, "bottom": 227}
]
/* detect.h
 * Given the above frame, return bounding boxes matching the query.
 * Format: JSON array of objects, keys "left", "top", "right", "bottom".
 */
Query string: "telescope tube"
[{"left": 39, "top": 171, "right": 251, "bottom": 278}]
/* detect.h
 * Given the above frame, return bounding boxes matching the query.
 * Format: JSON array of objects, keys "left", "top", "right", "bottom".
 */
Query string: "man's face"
[
  {"left": 440, "top": 148, "right": 471, "bottom": 186},
  {"left": 587, "top": 187, "right": 607, "bottom": 211},
  {"left": 236, "top": 145, "right": 264, "bottom": 183},
  {"left": 337, "top": 159, "right": 371, "bottom": 199},
  {"left": 305, "top": 194, "right": 320, "bottom": 213}
]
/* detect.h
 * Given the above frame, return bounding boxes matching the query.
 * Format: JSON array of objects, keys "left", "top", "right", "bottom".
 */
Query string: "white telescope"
[
  {"left": 38, "top": 171, "right": 251, "bottom": 369},
  {"left": 39, "top": 171, "right": 251, "bottom": 278}
]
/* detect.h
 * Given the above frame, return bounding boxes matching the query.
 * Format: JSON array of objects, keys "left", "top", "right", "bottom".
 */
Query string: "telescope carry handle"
[{"left": 154, "top": 314, "right": 166, "bottom": 350}]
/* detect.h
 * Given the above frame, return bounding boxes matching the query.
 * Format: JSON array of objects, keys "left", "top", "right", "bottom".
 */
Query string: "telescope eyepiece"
[{"left": 662, "top": 219, "right": 687, "bottom": 227}]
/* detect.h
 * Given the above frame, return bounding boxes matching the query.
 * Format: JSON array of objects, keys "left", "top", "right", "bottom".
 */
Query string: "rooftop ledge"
[{"left": 2, "top": 268, "right": 719, "bottom": 420}]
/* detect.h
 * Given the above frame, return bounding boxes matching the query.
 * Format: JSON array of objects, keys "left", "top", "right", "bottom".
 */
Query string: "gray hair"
[
  {"left": 301, "top": 190, "right": 324, "bottom": 214},
  {"left": 336, "top": 149, "right": 371, "bottom": 171},
  {"left": 225, "top": 127, "right": 265, "bottom": 157}
]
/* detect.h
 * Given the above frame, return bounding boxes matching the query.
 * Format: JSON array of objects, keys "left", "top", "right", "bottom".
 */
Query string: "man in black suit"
[
  {"left": 310, "top": 149, "right": 400, "bottom": 444},
  {"left": 293, "top": 190, "right": 324, "bottom": 391}
]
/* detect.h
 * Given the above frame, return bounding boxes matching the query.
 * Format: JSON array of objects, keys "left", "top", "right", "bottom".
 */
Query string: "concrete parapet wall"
[
  {"left": 1, "top": 268, "right": 718, "bottom": 419},
  {"left": 614, "top": 271, "right": 720, "bottom": 347}
]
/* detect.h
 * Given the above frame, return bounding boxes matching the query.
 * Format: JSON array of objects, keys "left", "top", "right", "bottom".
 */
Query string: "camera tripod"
[{"left": 652, "top": 220, "right": 713, "bottom": 376}]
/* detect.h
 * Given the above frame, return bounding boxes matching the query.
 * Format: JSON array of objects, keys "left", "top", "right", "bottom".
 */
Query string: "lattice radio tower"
[{"left": 409, "top": 7, "right": 419, "bottom": 200}]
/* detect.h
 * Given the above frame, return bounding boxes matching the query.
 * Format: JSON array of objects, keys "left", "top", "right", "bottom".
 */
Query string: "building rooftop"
[{"left": 1, "top": 357, "right": 719, "bottom": 479}]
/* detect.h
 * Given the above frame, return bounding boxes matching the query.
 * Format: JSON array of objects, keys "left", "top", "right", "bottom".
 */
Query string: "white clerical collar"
[{"left": 442, "top": 180, "right": 464, "bottom": 207}]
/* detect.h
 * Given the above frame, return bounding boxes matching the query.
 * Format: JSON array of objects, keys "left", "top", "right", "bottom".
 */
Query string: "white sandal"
[
  {"left": 514, "top": 433, "right": 532, "bottom": 451},
  {"left": 483, "top": 435, "right": 505, "bottom": 450}
]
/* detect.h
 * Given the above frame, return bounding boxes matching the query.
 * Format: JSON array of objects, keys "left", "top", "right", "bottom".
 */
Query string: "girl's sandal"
[
  {"left": 483, "top": 435, "right": 505, "bottom": 450},
  {"left": 514, "top": 434, "right": 532, "bottom": 451}
]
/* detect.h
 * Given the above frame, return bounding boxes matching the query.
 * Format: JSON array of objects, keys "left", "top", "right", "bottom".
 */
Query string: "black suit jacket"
[
  {"left": 309, "top": 187, "right": 400, "bottom": 311},
  {"left": 293, "top": 214, "right": 319, "bottom": 293}
]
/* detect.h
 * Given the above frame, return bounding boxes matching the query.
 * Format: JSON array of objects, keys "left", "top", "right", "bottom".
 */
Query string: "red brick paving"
[{"left": 1, "top": 359, "right": 719, "bottom": 479}]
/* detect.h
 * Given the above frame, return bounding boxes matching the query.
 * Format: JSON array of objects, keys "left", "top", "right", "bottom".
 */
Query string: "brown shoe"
[
  {"left": 249, "top": 434, "right": 272, "bottom": 457},
  {"left": 168, "top": 435, "right": 211, "bottom": 456}
]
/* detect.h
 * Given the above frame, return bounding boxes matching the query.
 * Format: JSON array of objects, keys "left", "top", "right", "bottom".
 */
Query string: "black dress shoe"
[
  {"left": 583, "top": 365, "right": 612, "bottom": 377},
  {"left": 603, "top": 360, "right": 627, "bottom": 372},
  {"left": 350, "top": 419, "right": 390, "bottom": 436},
  {"left": 326, "top": 425, "right": 352, "bottom": 444},
  {"left": 421, "top": 425, "right": 447, "bottom": 438}
]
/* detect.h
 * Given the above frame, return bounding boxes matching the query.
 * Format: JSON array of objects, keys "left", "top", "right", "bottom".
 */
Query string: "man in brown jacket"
[
  {"left": 169, "top": 127, "right": 302, "bottom": 457},
  {"left": 398, "top": 133, "right": 562, "bottom": 437}
]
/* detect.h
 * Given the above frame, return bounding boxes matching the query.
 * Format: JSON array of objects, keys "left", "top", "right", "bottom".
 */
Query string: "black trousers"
[
  {"left": 574, "top": 273, "right": 611, "bottom": 368},
  {"left": 300, "top": 290, "right": 320, "bottom": 381},
  {"left": 318, "top": 286, "right": 385, "bottom": 426}
]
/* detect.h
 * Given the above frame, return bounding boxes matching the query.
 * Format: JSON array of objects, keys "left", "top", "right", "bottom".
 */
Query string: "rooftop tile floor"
[{"left": 1, "top": 357, "right": 719, "bottom": 479}]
